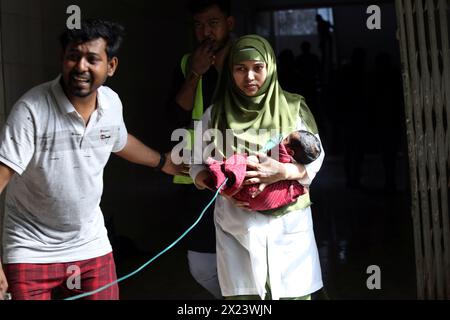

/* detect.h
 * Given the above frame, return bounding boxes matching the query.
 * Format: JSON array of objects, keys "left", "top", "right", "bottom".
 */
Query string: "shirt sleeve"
[
  {"left": 112, "top": 99, "right": 129, "bottom": 153},
  {"left": 296, "top": 118, "right": 325, "bottom": 186},
  {"left": 0, "top": 102, "right": 36, "bottom": 175}
]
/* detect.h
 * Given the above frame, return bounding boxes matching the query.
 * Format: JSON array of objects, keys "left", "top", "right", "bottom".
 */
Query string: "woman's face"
[{"left": 232, "top": 60, "right": 267, "bottom": 96}]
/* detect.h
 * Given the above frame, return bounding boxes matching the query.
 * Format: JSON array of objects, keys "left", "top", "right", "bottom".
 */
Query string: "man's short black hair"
[
  {"left": 187, "top": 0, "right": 231, "bottom": 16},
  {"left": 59, "top": 19, "right": 125, "bottom": 59}
]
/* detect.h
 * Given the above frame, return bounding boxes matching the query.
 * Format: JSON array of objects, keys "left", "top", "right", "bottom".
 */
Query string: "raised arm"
[{"left": 175, "top": 42, "right": 215, "bottom": 112}]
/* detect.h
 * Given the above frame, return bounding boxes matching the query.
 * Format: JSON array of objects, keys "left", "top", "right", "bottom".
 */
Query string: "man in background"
[{"left": 165, "top": 0, "right": 235, "bottom": 299}]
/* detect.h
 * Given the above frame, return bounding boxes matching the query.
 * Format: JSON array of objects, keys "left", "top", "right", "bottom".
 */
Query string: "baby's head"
[{"left": 282, "top": 130, "right": 321, "bottom": 164}]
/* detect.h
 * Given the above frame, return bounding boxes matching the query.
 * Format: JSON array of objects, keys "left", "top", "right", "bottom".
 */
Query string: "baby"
[
  {"left": 207, "top": 130, "right": 321, "bottom": 212},
  {"left": 279, "top": 130, "right": 322, "bottom": 165}
]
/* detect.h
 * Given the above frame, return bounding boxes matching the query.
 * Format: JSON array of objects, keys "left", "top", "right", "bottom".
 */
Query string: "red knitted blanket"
[{"left": 207, "top": 144, "right": 306, "bottom": 211}]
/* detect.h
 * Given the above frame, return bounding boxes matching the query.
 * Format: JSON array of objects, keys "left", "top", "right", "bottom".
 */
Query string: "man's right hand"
[
  {"left": 162, "top": 152, "right": 190, "bottom": 176},
  {"left": 190, "top": 39, "right": 216, "bottom": 76},
  {"left": 194, "top": 169, "right": 215, "bottom": 191},
  {"left": 0, "top": 264, "right": 8, "bottom": 300}
]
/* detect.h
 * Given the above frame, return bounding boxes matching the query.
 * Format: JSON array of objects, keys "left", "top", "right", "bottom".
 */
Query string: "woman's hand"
[
  {"left": 244, "top": 153, "right": 287, "bottom": 185},
  {"left": 221, "top": 187, "right": 251, "bottom": 211},
  {"left": 244, "top": 153, "right": 287, "bottom": 197},
  {"left": 244, "top": 153, "right": 308, "bottom": 198}
]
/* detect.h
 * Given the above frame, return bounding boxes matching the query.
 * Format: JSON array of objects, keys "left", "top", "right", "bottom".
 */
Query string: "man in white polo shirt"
[{"left": 0, "top": 19, "right": 182, "bottom": 300}]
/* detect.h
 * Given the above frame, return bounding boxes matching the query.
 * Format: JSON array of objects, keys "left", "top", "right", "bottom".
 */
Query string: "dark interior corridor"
[{"left": 0, "top": 0, "right": 431, "bottom": 302}]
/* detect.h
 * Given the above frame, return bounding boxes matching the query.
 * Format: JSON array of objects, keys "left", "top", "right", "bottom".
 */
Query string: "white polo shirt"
[{"left": 0, "top": 76, "right": 128, "bottom": 263}]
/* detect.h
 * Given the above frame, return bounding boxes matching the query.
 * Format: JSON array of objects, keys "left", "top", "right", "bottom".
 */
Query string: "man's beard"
[
  {"left": 212, "top": 35, "right": 230, "bottom": 54},
  {"left": 70, "top": 88, "right": 94, "bottom": 98},
  {"left": 66, "top": 71, "right": 95, "bottom": 97}
]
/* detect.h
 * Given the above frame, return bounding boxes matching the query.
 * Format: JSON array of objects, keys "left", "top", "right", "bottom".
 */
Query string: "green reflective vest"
[{"left": 173, "top": 54, "right": 204, "bottom": 185}]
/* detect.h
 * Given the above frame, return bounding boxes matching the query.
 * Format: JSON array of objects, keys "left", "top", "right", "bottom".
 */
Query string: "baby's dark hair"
[
  {"left": 59, "top": 19, "right": 125, "bottom": 59},
  {"left": 287, "top": 130, "right": 322, "bottom": 164},
  {"left": 187, "top": 0, "right": 231, "bottom": 16}
]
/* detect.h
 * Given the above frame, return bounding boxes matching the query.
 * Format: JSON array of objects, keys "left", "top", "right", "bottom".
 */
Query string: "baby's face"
[
  {"left": 232, "top": 60, "right": 267, "bottom": 96},
  {"left": 282, "top": 131, "right": 301, "bottom": 146},
  {"left": 282, "top": 131, "right": 302, "bottom": 159}
]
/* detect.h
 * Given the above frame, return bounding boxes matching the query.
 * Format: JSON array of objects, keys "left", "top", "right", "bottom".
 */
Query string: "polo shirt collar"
[{"left": 51, "top": 75, "right": 110, "bottom": 116}]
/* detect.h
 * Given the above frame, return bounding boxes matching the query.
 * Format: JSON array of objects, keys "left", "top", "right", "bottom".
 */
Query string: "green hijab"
[{"left": 211, "top": 34, "right": 318, "bottom": 157}]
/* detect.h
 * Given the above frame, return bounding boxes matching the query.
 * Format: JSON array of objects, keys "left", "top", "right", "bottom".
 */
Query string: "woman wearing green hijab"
[{"left": 190, "top": 35, "right": 324, "bottom": 300}]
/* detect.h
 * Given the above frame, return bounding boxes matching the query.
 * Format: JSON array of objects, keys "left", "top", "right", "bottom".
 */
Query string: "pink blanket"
[{"left": 207, "top": 144, "right": 306, "bottom": 211}]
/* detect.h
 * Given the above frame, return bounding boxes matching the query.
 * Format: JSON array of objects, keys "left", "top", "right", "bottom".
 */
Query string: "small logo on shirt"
[{"left": 100, "top": 129, "right": 111, "bottom": 140}]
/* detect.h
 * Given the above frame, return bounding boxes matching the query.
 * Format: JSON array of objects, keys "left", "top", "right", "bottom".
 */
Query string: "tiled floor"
[{"left": 311, "top": 154, "right": 416, "bottom": 299}]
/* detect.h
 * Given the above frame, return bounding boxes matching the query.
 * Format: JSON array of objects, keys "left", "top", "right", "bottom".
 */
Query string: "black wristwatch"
[{"left": 154, "top": 152, "right": 166, "bottom": 172}]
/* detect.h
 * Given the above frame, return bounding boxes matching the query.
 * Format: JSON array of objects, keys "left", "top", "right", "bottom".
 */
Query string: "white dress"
[{"left": 189, "top": 108, "right": 325, "bottom": 299}]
